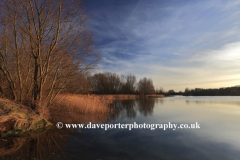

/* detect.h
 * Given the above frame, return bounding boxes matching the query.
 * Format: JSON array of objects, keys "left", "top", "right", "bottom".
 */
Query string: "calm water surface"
[
  {"left": 2, "top": 96, "right": 240, "bottom": 160},
  {"left": 61, "top": 96, "right": 240, "bottom": 160}
]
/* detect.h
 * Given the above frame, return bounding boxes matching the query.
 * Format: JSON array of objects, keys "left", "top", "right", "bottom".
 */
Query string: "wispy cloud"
[{"left": 87, "top": 0, "right": 240, "bottom": 91}]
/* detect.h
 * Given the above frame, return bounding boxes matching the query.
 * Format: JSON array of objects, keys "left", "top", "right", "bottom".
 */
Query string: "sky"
[{"left": 85, "top": 0, "right": 240, "bottom": 92}]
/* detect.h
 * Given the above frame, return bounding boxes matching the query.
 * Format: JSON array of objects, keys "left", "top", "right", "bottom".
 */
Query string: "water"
[
  {"left": 62, "top": 96, "right": 240, "bottom": 160},
  {"left": 2, "top": 96, "right": 240, "bottom": 160}
]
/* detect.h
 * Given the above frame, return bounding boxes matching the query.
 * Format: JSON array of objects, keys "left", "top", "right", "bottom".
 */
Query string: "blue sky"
[{"left": 86, "top": 0, "right": 240, "bottom": 91}]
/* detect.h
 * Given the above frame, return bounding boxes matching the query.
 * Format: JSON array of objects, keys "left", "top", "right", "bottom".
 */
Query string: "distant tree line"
[
  {"left": 155, "top": 86, "right": 240, "bottom": 96},
  {"left": 64, "top": 72, "right": 156, "bottom": 95},
  {"left": 155, "top": 88, "right": 183, "bottom": 96},
  {"left": 183, "top": 86, "right": 240, "bottom": 96}
]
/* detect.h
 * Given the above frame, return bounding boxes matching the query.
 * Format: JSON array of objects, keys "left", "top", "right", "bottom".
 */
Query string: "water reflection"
[
  {"left": 185, "top": 100, "right": 240, "bottom": 106},
  {"left": 112, "top": 98, "right": 163, "bottom": 120},
  {"left": 76, "top": 127, "right": 240, "bottom": 160},
  {"left": 137, "top": 98, "right": 155, "bottom": 116},
  {"left": 0, "top": 98, "right": 159, "bottom": 159},
  {"left": 0, "top": 126, "right": 96, "bottom": 160},
  {"left": 1, "top": 128, "right": 63, "bottom": 159},
  {"left": 113, "top": 100, "right": 137, "bottom": 119},
  {"left": 1, "top": 97, "right": 240, "bottom": 160},
  {"left": 167, "top": 96, "right": 240, "bottom": 107}
]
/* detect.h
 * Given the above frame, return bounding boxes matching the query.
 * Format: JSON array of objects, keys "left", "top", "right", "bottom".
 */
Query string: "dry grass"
[
  {"left": 52, "top": 94, "right": 114, "bottom": 114},
  {"left": 50, "top": 94, "right": 115, "bottom": 124},
  {"left": 0, "top": 98, "right": 51, "bottom": 134},
  {"left": 49, "top": 94, "right": 164, "bottom": 124},
  {"left": 0, "top": 94, "right": 115, "bottom": 158},
  {"left": 147, "top": 94, "right": 165, "bottom": 98},
  {"left": 99, "top": 94, "right": 140, "bottom": 99}
]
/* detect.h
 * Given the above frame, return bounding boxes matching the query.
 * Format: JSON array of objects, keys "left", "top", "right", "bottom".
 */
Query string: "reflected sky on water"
[
  {"left": 64, "top": 96, "right": 240, "bottom": 160},
  {"left": 2, "top": 96, "right": 240, "bottom": 160}
]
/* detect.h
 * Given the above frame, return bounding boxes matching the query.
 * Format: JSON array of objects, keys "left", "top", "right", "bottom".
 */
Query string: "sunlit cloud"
[{"left": 87, "top": 0, "right": 240, "bottom": 91}]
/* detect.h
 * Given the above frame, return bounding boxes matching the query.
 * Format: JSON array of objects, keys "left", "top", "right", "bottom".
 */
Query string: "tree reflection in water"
[
  {"left": 0, "top": 98, "right": 164, "bottom": 159},
  {"left": 111, "top": 98, "right": 163, "bottom": 119}
]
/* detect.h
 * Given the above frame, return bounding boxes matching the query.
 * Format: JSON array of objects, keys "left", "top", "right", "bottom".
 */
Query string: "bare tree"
[
  {"left": 0, "top": 0, "right": 100, "bottom": 107},
  {"left": 121, "top": 74, "right": 136, "bottom": 94},
  {"left": 137, "top": 77, "right": 155, "bottom": 95},
  {"left": 88, "top": 72, "right": 122, "bottom": 94},
  {"left": 63, "top": 71, "right": 91, "bottom": 94}
]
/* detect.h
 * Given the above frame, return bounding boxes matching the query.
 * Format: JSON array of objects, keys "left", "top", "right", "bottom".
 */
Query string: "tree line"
[
  {"left": 183, "top": 86, "right": 240, "bottom": 96},
  {"left": 155, "top": 88, "right": 183, "bottom": 96},
  {"left": 155, "top": 85, "right": 240, "bottom": 96},
  {"left": 63, "top": 72, "right": 156, "bottom": 95}
]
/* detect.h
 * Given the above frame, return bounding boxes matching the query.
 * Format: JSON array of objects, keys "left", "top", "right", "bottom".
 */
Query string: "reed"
[
  {"left": 49, "top": 94, "right": 115, "bottom": 124},
  {"left": 147, "top": 94, "right": 165, "bottom": 98},
  {"left": 52, "top": 94, "right": 114, "bottom": 114},
  {"left": 99, "top": 94, "right": 140, "bottom": 99}
]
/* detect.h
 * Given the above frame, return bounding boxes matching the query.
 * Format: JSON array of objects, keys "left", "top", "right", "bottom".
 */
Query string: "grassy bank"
[
  {"left": 0, "top": 94, "right": 115, "bottom": 137},
  {"left": 0, "top": 94, "right": 164, "bottom": 136},
  {"left": 0, "top": 94, "right": 164, "bottom": 158},
  {"left": 0, "top": 98, "right": 51, "bottom": 137},
  {"left": 49, "top": 94, "right": 115, "bottom": 124},
  {"left": 49, "top": 94, "right": 164, "bottom": 124},
  {"left": 52, "top": 94, "right": 114, "bottom": 114},
  {"left": 0, "top": 94, "right": 115, "bottom": 158}
]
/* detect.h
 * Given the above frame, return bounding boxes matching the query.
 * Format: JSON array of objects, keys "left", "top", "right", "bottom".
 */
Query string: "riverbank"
[
  {"left": 0, "top": 94, "right": 164, "bottom": 136},
  {"left": 0, "top": 94, "right": 164, "bottom": 158},
  {"left": 0, "top": 98, "right": 51, "bottom": 137},
  {"left": 0, "top": 94, "right": 115, "bottom": 158}
]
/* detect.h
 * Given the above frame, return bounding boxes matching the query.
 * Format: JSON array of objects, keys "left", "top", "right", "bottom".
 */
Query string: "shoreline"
[
  {"left": 0, "top": 98, "right": 51, "bottom": 137},
  {"left": 0, "top": 94, "right": 165, "bottom": 136}
]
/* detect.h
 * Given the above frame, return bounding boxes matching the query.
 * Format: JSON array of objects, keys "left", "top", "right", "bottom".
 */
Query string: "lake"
[{"left": 2, "top": 96, "right": 240, "bottom": 160}]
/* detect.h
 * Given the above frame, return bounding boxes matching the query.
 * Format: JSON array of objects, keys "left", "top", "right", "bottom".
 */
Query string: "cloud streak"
[{"left": 87, "top": 0, "right": 240, "bottom": 91}]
